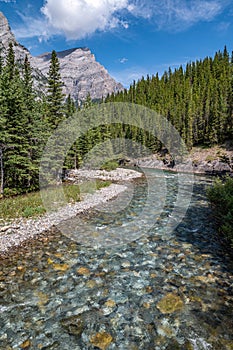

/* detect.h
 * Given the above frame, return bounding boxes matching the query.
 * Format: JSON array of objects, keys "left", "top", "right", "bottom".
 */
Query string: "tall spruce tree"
[
  {"left": 65, "top": 94, "right": 76, "bottom": 118},
  {"left": 0, "top": 48, "right": 3, "bottom": 76},
  {"left": 0, "top": 72, "right": 7, "bottom": 195},
  {"left": 47, "top": 50, "right": 64, "bottom": 128},
  {"left": 1, "top": 43, "right": 31, "bottom": 194},
  {"left": 22, "top": 55, "right": 44, "bottom": 190}
]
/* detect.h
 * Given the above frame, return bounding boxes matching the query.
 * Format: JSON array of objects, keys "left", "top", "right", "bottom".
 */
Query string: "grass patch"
[{"left": 0, "top": 180, "right": 111, "bottom": 221}]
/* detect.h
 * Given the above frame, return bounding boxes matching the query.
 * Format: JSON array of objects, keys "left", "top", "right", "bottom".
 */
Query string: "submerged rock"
[
  {"left": 157, "top": 293, "right": 184, "bottom": 314},
  {"left": 20, "top": 339, "right": 31, "bottom": 349},
  {"left": 77, "top": 267, "right": 91, "bottom": 276},
  {"left": 61, "top": 315, "right": 84, "bottom": 336},
  {"left": 90, "top": 331, "right": 113, "bottom": 350}
]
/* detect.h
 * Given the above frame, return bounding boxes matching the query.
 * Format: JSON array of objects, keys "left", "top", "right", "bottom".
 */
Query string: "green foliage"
[
  {"left": 0, "top": 44, "right": 50, "bottom": 195},
  {"left": 100, "top": 160, "right": 119, "bottom": 171},
  {"left": 106, "top": 46, "right": 233, "bottom": 148},
  {"left": 0, "top": 190, "right": 46, "bottom": 219},
  {"left": 63, "top": 183, "right": 81, "bottom": 202},
  {"left": 65, "top": 94, "right": 76, "bottom": 117},
  {"left": 205, "top": 155, "right": 216, "bottom": 162},
  {"left": 46, "top": 50, "right": 65, "bottom": 128},
  {"left": 207, "top": 177, "right": 233, "bottom": 247},
  {"left": 1, "top": 43, "right": 233, "bottom": 203},
  {"left": 1, "top": 44, "right": 31, "bottom": 193}
]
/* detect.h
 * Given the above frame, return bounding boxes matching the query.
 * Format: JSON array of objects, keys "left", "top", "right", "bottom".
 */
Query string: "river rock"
[
  {"left": 90, "top": 331, "right": 113, "bottom": 350},
  {"left": 157, "top": 293, "right": 184, "bottom": 314},
  {"left": 61, "top": 315, "right": 84, "bottom": 336}
]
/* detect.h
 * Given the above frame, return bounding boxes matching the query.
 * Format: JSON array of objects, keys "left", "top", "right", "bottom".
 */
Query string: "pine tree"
[
  {"left": 228, "top": 51, "right": 233, "bottom": 136},
  {"left": 47, "top": 50, "right": 64, "bottom": 128},
  {"left": 1, "top": 43, "right": 31, "bottom": 193},
  {"left": 0, "top": 78, "right": 7, "bottom": 195},
  {"left": 22, "top": 55, "right": 45, "bottom": 190},
  {"left": 23, "top": 55, "right": 35, "bottom": 112},
  {"left": 0, "top": 48, "right": 3, "bottom": 76},
  {"left": 65, "top": 94, "right": 76, "bottom": 117}
]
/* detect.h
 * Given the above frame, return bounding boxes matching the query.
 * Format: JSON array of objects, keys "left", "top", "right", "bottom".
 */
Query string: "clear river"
[{"left": 0, "top": 169, "right": 232, "bottom": 350}]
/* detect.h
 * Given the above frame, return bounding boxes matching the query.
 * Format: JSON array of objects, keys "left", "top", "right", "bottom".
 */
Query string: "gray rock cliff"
[
  {"left": 0, "top": 12, "right": 48, "bottom": 93},
  {"left": 33, "top": 47, "right": 123, "bottom": 102},
  {"left": 0, "top": 12, "right": 31, "bottom": 62}
]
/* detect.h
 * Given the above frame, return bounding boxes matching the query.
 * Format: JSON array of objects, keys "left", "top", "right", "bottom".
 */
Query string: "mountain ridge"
[{"left": 36, "top": 47, "right": 90, "bottom": 60}]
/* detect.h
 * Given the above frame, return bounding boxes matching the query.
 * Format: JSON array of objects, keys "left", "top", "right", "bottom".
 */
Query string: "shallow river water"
[{"left": 0, "top": 169, "right": 232, "bottom": 350}]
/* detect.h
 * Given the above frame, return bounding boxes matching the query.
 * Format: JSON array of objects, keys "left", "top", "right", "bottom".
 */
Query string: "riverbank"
[
  {"left": 130, "top": 144, "right": 233, "bottom": 175},
  {"left": 0, "top": 168, "right": 143, "bottom": 258}
]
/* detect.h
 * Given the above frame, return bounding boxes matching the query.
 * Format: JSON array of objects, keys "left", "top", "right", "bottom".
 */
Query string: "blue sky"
[{"left": 0, "top": 0, "right": 233, "bottom": 87}]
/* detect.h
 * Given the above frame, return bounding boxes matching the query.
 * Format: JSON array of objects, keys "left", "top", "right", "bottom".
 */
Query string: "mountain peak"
[
  {"left": 34, "top": 46, "right": 123, "bottom": 101},
  {"left": 0, "top": 12, "right": 10, "bottom": 34},
  {"left": 0, "top": 11, "right": 18, "bottom": 52}
]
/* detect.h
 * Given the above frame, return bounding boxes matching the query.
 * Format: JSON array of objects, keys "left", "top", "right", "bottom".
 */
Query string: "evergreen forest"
[
  {"left": 106, "top": 46, "right": 233, "bottom": 149},
  {"left": 0, "top": 44, "right": 233, "bottom": 196}
]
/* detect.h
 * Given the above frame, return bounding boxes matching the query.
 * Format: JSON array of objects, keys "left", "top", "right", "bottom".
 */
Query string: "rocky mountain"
[
  {"left": 0, "top": 12, "right": 46, "bottom": 92},
  {"left": 0, "top": 12, "right": 29, "bottom": 61},
  {"left": 33, "top": 48, "right": 123, "bottom": 102},
  {"left": 0, "top": 12, "right": 123, "bottom": 102}
]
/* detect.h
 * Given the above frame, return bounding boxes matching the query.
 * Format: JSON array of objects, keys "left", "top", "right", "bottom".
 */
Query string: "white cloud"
[
  {"left": 40, "top": 0, "right": 228, "bottom": 38},
  {"left": 128, "top": 0, "right": 225, "bottom": 31},
  {"left": 41, "top": 0, "right": 129, "bottom": 40},
  {"left": 12, "top": 0, "right": 230, "bottom": 41},
  {"left": 12, "top": 11, "right": 59, "bottom": 42},
  {"left": 119, "top": 57, "right": 128, "bottom": 64},
  {"left": 13, "top": 17, "right": 52, "bottom": 41}
]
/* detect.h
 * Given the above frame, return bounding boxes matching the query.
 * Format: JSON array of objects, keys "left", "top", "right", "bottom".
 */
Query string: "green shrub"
[
  {"left": 3, "top": 187, "right": 19, "bottom": 197},
  {"left": 207, "top": 177, "right": 233, "bottom": 247},
  {"left": 100, "top": 160, "right": 118, "bottom": 171}
]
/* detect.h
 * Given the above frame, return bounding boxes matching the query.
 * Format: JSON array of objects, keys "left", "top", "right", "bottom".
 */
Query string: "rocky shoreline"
[
  {"left": 129, "top": 144, "right": 233, "bottom": 176},
  {"left": 132, "top": 156, "right": 233, "bottom": 175},
  {"left": 0, "top": 168, "right": 143, "bottom": 258},
  {"left": 65, "top": 168, "right": 144, "bottom": 182}
]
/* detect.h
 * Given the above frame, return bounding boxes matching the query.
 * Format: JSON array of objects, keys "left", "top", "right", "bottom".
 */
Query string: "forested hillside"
[
  {"left": 0, "top": 44, "right": 233, "bottom": 196},
  {"left": 106, "top": 46, "right": 233, "bottom": 149}
]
